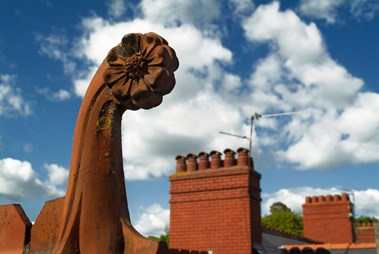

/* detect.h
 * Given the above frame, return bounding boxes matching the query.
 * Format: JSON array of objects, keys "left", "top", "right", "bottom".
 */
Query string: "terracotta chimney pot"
[
  {"left": 198, "top": 152, "right": 209, "bottom": 170},
  {"left": 210, "top": 151, "right": 222, "bottom": 169},
  {"left": 341, "top": 193, "right": 349, "bottom": 201},
  {"left": 186, "top": 153, "right": 198, "bottom": 172},
  {"left": 175, "top": 155, "right": 186, "bottom": 173},
  {"left": 237, "top": 147, "right": 249, "bottom": 166},
  {"left": 223, "top": 148, "right": 236, "bottom": 167}
]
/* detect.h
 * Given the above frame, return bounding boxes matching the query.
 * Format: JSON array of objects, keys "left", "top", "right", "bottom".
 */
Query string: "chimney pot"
[
  {"left": 175, "top": 155, "right": 186, "bottom": 173},
  {"left": 237, "top": 147, "right": 249, "bottom": 166},
  {"left": 341, "top": 193, "right": 349, "bottom": 201},
  {"left": 186, "top": 153, "right": 198, "bottom": 172},
  {"left": 210, "top": 151, "right": 222, "bottom": 169},
  {"left": 198, "top": 152, "right": 210, "bottom": 170},
  {"left": 223, "top": 148, "right": 236, "bottom": 167}
]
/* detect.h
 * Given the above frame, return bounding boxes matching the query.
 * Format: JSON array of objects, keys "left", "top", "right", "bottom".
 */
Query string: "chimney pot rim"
[
  {"left": 198, "top": 151, "right": 209, "bottom": 157},
  {"left": 237, "top": 147, "right": 249, "bottom": 153},
  {"left": 186, "top": 153, "right": 197, "bottom": 159},
  {"left": 210, "top": 150, "right": 222, "bottom": 156},
  {"left": 175, "top": 155, "right": 185, "bottom": 160},
  {"left": 223, "top": 148, "right": 236, "bottom": 154}
]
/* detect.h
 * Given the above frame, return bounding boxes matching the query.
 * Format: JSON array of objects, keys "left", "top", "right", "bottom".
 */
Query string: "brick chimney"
[
  {"left": 169, "top": 148, "right": 261, "bottom": 254},
  {"left": 302, "top": 194, "right": 354, "bottom": 244},
  {"left": 355, "top": 222, "right": 377, "bottom": 243}
]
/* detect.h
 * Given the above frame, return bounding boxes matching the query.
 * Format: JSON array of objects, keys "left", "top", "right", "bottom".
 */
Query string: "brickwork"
[
  {"left": 355, "top": 222, "right": 376, "bottom": 243},
  {"left": 170, "top": 148, "right": 261, "bottom": 254},
  {"left": 302, "top": 194, "right": 354, "bottom": 244}
]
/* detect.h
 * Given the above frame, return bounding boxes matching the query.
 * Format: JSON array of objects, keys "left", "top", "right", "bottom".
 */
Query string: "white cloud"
[
  {"left": 107, "top": 0, "right": 126, "bottom": 18},
  {"left": 298, "top": 0, "right": 379, "bottom": 22},
  {"left": 139, "top": 0, "right": 221, "bottom": 28},
  {"left": 0, "top": 75, "right": 32, "bottom": 116},
  {"left": 52, "top": 89, "right": 71, "bottom": 101},
  {"left": 36, "top": 87, "right": 71, "bottom": 102},
  {"left": 244, "top": 2, "right": 363, "bottom": 110},
  {"left": 262, "top": 187, "right": 379, "bottom": 218},
  {"left": 121, "top": 91, "right": 243, "bottom": 180},
  {"left": 229, "top": 0, "right": 255, "bottom": 17},
  {"left": 36, "top": 33, "right": 76, "bottom": 74},
  {"left": 281, "top": 92, "right": 379, "bottom": 169},
  {"left": 44, "top": 163, "right": 69, "bottom": 186},
  {"left": 354, "top": 189, "right": 379, "bottom": 217},
  {"left": 298, "top": 0, "right": 344, "bottom": 23},
  {"left": 46, "top": 0, "right": 379, "bottom": 178},
  {"left": 134, "top": 203, "right": 169, "bottom": 237},
  {"left": 350, "top": 0, "right": 379, "bottom": 20},
  {"left": 0, "top": 158, "right": 66, "bottom": 200},
  {"left": 241, "top": 2, "right": 379, "bottom": 170}
]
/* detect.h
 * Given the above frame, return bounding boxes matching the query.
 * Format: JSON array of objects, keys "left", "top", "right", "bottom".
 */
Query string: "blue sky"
[{"left": 0, "top": 0, "right": 378, "bottom": 236}]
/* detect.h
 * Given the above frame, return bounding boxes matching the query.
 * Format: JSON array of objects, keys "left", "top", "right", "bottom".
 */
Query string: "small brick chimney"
[
  {"left": 302, "top": 194, "right": 354, "bottom": 244},
  {"left": 355, "top": 222, "right": 377, "bottom": 243},
  {"left": 169, "top": 148, "right": 261, "bottom": 254}
]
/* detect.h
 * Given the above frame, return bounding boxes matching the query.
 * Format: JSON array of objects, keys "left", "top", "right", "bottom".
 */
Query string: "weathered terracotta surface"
[
  {"left": 0, "top": 204, "right": 32, "bottom": 254},
  {"left": 121, "top": 220, "right": 169, "bottom": 254},
  {"left": 24, "top": 32, "right": 178, "bottom": 254},
  {"left": 30, "top": 197, "right": 65, "bottom": 253}
]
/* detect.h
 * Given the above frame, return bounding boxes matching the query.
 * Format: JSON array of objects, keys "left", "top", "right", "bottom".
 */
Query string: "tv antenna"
[{"left": 220, "top": 110, "right": 308, "bottom": 154}]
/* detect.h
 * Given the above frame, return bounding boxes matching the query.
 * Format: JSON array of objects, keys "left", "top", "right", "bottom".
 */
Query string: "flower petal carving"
[{"left": 104, "top": 32, "right": 179, "bottom": 110}]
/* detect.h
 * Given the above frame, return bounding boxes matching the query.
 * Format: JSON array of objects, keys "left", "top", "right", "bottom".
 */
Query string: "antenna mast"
[{"left": 220, "top": 110, "right": 307, "bottom": 154}]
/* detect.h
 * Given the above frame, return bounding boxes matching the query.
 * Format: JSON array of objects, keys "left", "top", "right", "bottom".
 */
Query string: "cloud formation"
[
  {"left": 298, "top": 0, "right": 344, "bottom": 23},
  {"left": 134, "top": 203, "right": 169, "bottom": 237},
  {"left": 298, "top": 0, "right": 379, "bottom": 23},
  {"left": 0, "top": 74, "right": 32, "bottom": 116},
  {"left": 0, "top": 158, "right": 68, "bottom": 201},
  {"left": 243, "top": 2, "right": 379, "bottom": 169},
  {"left": 37, "top": 1, "right": 379, "bottom": 178},
  {"left": 107, "top": 0, "right": 126, "bottom": 18}
]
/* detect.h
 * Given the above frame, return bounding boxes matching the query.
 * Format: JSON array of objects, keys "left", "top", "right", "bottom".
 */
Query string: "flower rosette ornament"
[{"left": 104, "top": 32, "right": 179, "bottom": 110}]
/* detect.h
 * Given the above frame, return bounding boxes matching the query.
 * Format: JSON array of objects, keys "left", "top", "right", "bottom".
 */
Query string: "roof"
[
  {"left": 280, "top": 243, "right": 377, "bottom": 254},
  {"left": 255, "top": 228, "right": 377, "bottom": 254},
  {"left": 255, "top": 228, "right": 315, "bottom": 254}
]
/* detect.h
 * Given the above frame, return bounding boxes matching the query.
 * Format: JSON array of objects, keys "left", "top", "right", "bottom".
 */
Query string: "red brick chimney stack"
[
  {"left": 356, "top": 222, "right": 377, "bottom": 243},
  {"left": 303, "top": 193, "right": 354, "bottom": 244},
  {"left": 170, "top": 148, "right": 262, "bottom": 254}
]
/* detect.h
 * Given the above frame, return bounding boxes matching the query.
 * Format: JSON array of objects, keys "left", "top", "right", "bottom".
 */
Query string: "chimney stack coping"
[
  {"left": 174, "top": 148, "right": 252, "bottom": 173},
  {"left": 305, "top": 194, "right": 351, "bottom": 204}
]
